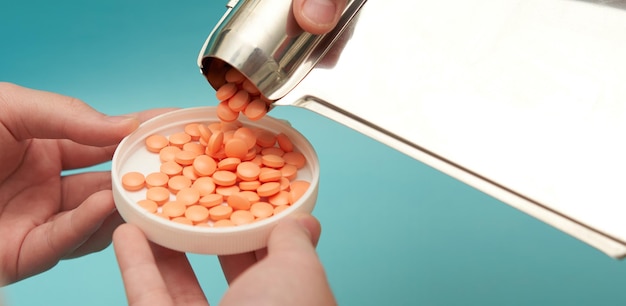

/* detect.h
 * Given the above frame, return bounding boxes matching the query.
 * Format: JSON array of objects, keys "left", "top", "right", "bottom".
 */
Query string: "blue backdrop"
[{"left": 2, "top": 1, "right": 625, "bottom": 305}]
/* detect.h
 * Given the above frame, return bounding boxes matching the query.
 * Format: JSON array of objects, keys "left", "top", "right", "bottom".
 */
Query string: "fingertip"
[{"left": 294, "top": 0, "right": 345, "bottom": 35}]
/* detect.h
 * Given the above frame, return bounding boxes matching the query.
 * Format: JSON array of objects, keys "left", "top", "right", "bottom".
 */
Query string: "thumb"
[
  {"left": 0, "top": 82, "right": 140, "bottom": 147},
  {"left": 267, "top": 213, "right": 322, "bottom": 256},
  {"left": 292, "top": 0, "right": 348, "bottom": 35}
]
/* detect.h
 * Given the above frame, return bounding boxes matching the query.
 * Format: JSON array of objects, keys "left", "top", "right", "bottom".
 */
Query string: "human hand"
[
  {"left": 292, "top": 0, "right": 349, "bottom": 34},
  {"left": 0, "top": 82, "right": 172, "bottom": 285},
  {"left": 113, "top": 214, "right": 336, "bottom": 306}
]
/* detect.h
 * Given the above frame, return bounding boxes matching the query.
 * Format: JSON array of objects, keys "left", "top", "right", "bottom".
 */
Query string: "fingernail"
[{"left": 302, "top": 0, "right": 337, "bottom": 25}]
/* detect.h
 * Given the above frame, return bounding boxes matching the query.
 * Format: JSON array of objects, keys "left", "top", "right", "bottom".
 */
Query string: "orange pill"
[
  {"left": 279, "top": 164, "right": 298, "bottom": 181},
  {"left": 228, "top": 89, "right": 250, "bottom": 112},
  {"left": 250, "top": 202, "right": 274, "bottom": 219},
  {"left": 160, "top": 160, "right": 183, "bottom": 176},
  {"left": 191, "top": 177, "right": 216, "bottom": 196},
  {"left": 192, "top": 154, "right": 217, "bottom": 176},
  {"left": 251, "top": 154, "right": 264, "bottom": 167},
  {"left": 230, "top": 210, "right": 255, "bottom": 226},
  {"left": 174, "top": 150, "right": 198, "bottom": 166},
  {"left": 259, "top": 168, "right": 282, "bottom": 182},
  {"left": 207, "top": 130, "right": 224, "bottom": 155},
  {"left": 169, "top": 132, "right": 192, "bottom": 148},
  {"left": 183, "top": 142, "right": 205, "bottom": 155},
  {"left": 282, "top": 151, "right": 307, "bottom": 169},
  {"left": 224, "top": 138, "right": 248, "bottom": 160},
  {"left": 224, "top": 68, "right": 246, "bottom": 84},
  {"left": 243, "top": 98, "right": 267, "bottom": 121},
  {"left": 146, "top": 187, "right": 170, "bottom": 205},
  {"left": 184, "top": 123, "right": 201, "bottom": 141},
  {"left": 216, "top": 82, "right": 238, "bottom": 101},
  {"left": 185, "top": 205, "right": 210, "bottom": 223},
  {"left": 239, "top": 190, "right": 261, "bottom": 203},
  {"left": 274, "top": 204, "right": 290, "bottom": 215},
  {"left": 233, "top": 127, "right": 257, "bottom": 149},
  {"left": 268, "top": 190, "right": 290, "bottom": 206},
  {"left": 145, "top": 172, "right": 169, "bottom": 188},
  {"left": 239, "top": 180, "right": 261, "bottom": 191},
  {"left": 176, "top": 187, "right": 200, "bottom": 206},
  {"left": 122, "top": 171, "right": 145, "bottom": 191},
  {"left": 262, "top": 154, "right": 285, "bottom": 168},
  {"left": 212, "top": 170, "right": 238, "bottom": 186},
  {"left": 289, "top": 180, "right": 311, "bottom": 204},
  {"left": 244, "top": 147, "right": 257, "bottom": 161},
  {"left": 213, "top": 219, "right": 235, "bottom": 227},
  {"left": 168, "top": 175, "right": 192, "bottom": 194},
  {"left": 137, "top": 199, "right": 158, "bottom": 213},
  {"left": 236, "top": 161, "right": 261, "bottom": 181},
  {"left": 217, "top": 100, "right": 239, "bottom": 122},
  {"left": 145, "top": 134, "right": 169, "bottom": 153},
  {"left": 159, "top": 146, "right": 182, "bottom": 162},
  {"left": 162, "top": 201, "right": 186, "bottom": 218},
  {"left": 217, "top": 157, "right": 241, "bottom": 171},
  {"left": 182, "top": 166, "right": 200, "bottom": 181},
  {"left": 257, "top": 181, "right": 281, "bottom": 197},
  {"left": 197, "top": 124, "right": 212, "bottom": 142},
  {"left": 208, "top": 122, "right": 223, "bottom": 133},
  {"left": 255, "top": 128, "right": 276, "bottom": 147},
  {"left": 261, "top": 147, "right": 285, "bottom": 157},
  {"left": 227, "top": 192, "right": 251, "bottom": 210},
  {"left": 216, "top": 185, "right": 240, "bottom": 198},
  {"left": 171, "top": 216, "right": 193, "bottom": 225},
  {"left": 279, "top": 176, "right": 290, "bottom": 191},
  {"left": 276, "top": 132, "right": 294, "bottom": 153},
  {"left": 241, "top": 78, "right": 260, "bottom": 95},
  {"left": 199, "top": 193, "right": 224, "bottom": 208},
  {"left": 209, "top": 205, "right": 233, "bottom": 221}
]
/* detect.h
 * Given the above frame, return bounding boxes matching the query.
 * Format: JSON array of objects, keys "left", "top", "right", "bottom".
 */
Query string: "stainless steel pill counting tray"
[
  {"left": 203, "top": 0, "right": 626, "bottom": 258},
  {"left": 275, "top": 0, "right": 626, "bottom": 258}
]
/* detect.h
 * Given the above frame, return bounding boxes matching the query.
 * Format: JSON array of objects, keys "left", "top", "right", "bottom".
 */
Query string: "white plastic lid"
[{"left": 111, "top": 106, "right": 319, "bottom": 255}]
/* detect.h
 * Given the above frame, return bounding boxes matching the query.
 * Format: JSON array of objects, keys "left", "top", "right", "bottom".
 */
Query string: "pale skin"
[
  {"left": 113, "top": 214, "right": 336, "bottom": 306},
  {"left": 0, "top": 0, "right": 346, "bottom": 301}
]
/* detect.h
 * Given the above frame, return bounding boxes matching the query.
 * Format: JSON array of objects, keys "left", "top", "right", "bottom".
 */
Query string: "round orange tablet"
[
  {"left": 183, "top": 142, "right": 205, "bottom": 155},
  {"left": 182, "top": 166, "right": 200, "bottom": 181},
  {"left": 217, "top": 101, "right": 239, "bottom": 122},
  {"left": 239, "top": 190, "right": 261, "bottom": 203},
  {"left": 261, "top": 154, "right": 285, "bottom": 168},
  {"left": 159, "top": 146, "right": 182, "bottom": 163},
  {"left": 224, "top": 138, "right": 248, "bottom": 160},
  {"left": 236, "top": 161, "right": 261, "bottom": 181},
  {"left": 199, "top": 193, "right": 223, "bottom": 208},
  {"left": 228, "top": 89, "right": 250, "bottom": 112},
  {"left": 171, "top": 216, "right": 193, "bottom": 225},
  {"left": 137, "top": 199, "right": 158, "bottom": 213},
  {"left": 250, "top": 202, "right": 274, "bottom": 218},
  {"left": 239, "top": 180, "right": 261, "bottom": 191},
  {"left": 146, "top": 187, "right": 170, "bottom": 205},
  {"left": 209, "top": 205, "right": 233, "bottom": 221},
  {"left": 184, "top": 123, "right": 201, "bottom": 141},
  {"left": 261, "top": 147, "right": 284, "bottom": 156},
  {"left": 191, "top": 177, "right": 216, "bottom": 196},
  {"left": 276, "top": 132, "right": 294, "bottom": 153},
  {"left": 168, "top": 175, "right": 192, "bottom": 194},
  {"left": 217, "top": 157, "right": 241, "bottom": 171},
  {"left": 213, "top": 219, "right": 235, "bottom": 227},
  {"left": 121, "top": 171, "right": 145, "bottom": 191},
  {"left": 145, "top": 172, "right": 169, "bottom": 188},
  {"left": 176, "top": 187, "right": 201, "bottom": 206},
  {"left": 230, "top": 210, "right": 255, "bottom": 226},
  {"left": 197, "top": 124, "right": 212, "bottom": 142},
  {"left": 212, "top": 170, "right": 238, "bottom": 186},
  {"left": 289, "top": 180, "right": 311, "bottom": 204},
  {"left": 185, "top": 205, "right": 210, "bottom": 223},
  {"left": 224, "top": 68, "right": 246, "bottom": 84},
  {"left": 145, "top": 134, "right": 169, "bottom": 153},
  {"left": 256, "top": 182, "right": 281, "bottom": 197},
  {"left": 162, "top": 201, "right": 186, "bottom": 218},
  {"left": 243, "top": 99, "right": 267, "bottom": 121},
  {"left": 226, "top": 192, "right": 251, "bottom": 210},
  {"left": 160, "top": 160, "right": 183, "bottom": 177},
  {"left": 207, "top": 130, "right": 224, "bottom": 155},
  {"left": 241, "top": 79, "right": 260, "bottom": 95},
  {"left": 233, "top": 127, "right": 257, "bottom": 149},
  {"left": 169, "top": 132, "right": 192, "bottom": 148},
  {"left": 268, "top": 190, "right": 290, "bottom": 206},
  {"left": 216, "top": 82, "right": 238, "bottom": 101},
  {"left": 258, "top": 168, "right": 282, "bottom": 182},
  {"left": 274, "top": 204, "right": 290, "bottom": 215},
  {"left": 255, "top": 128, "right": 276, "bottom": 148},
  {"left": 192, "top": 154, "right": 217, "bottom": 176},
  {"left": 174, "top": 150, "right": 198, "bottom": 166},
  {"left": 279, "top": 164, "right": 298, "bottom": 181},
  {"left": 282, "top": 151, "right": 307, "bottom": 169},
  {"left": 216, "top": 185, "right": 240, "bottom": 198}
]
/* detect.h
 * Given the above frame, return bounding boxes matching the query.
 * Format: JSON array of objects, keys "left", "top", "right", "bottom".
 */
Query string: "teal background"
[{"left": 2, "top": 0, "right": 626, "bottom": 305}]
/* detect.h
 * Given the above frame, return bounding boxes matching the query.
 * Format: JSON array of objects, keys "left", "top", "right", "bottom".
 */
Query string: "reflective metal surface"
[{"left": 201, "top": 0, "right": 626, "bottom": 258}]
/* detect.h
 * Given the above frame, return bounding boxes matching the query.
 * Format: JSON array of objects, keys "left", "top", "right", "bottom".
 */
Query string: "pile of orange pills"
[
  {"left": 121, "top": 119, "right": 311, "bottom": 228},
  {"left": 119, "top": 68, "right": 312, "bottom": 228},
  {"left": 215, "top": 67, "right": 274, "bottom": 122}
]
